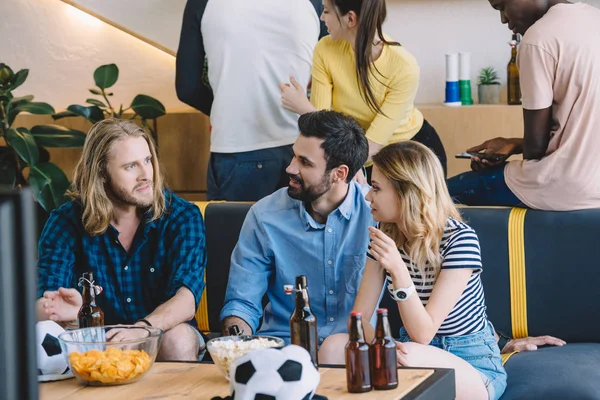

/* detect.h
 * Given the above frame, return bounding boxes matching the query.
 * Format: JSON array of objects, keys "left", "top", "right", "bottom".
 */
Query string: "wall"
[{"left": 0, "top": 0, "right": 184, "bottom": 111}]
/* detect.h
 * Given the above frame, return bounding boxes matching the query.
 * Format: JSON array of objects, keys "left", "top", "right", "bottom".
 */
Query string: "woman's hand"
[
  {"left": 396, "top": 341, "right": 409, "bottom": 366},
  {"left": 368, "top": 226, "right": 406, "bottom": 277},
  {"left": 279, "top": 76, "right": 315, "bottom": 115}
]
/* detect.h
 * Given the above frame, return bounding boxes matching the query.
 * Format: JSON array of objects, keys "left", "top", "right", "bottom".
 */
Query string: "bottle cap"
[
  {"left": 295, "top": 275, "right": 307, "bottom": 289},
  {"left": 376, "top": 308, "right": 388, "bottom": 314},
  {"left": 350, "top": 311, "right": 362, "bottom": 317}
]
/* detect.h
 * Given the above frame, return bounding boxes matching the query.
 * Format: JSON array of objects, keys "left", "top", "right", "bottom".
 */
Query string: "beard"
[
  {"left": 107, "top": 180, "right": 154, "bottom": 208},
  {"left": 287, "top": 173, "right": 332, "bottom": 203}
]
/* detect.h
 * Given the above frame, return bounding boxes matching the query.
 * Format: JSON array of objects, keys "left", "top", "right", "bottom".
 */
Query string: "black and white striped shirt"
[{"left": 367, "top": 218, "right": 488, "bottom": 336}]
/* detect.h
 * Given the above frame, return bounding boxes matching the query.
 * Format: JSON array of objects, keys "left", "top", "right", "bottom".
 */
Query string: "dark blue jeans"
[
  {"left": 207, "top": 145, "right": 294, "bottom": 201},
  {"left": 446, "top": 164, "right": 524, "bottom": 207}
]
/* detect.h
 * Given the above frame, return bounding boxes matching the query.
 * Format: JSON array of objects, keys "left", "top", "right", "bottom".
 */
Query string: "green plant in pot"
[
  {"left": 0, "top": 62, "right": 86, "bottom": 212},
  {"left": 54, "top": 63, "right": 166, "bottom": 144},
  {"left": 478, "top": 66, "right": 501, "bottom": 104}
]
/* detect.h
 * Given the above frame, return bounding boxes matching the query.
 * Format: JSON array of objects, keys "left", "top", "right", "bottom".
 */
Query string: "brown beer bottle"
[
  {"left": 345, "top": 311, "right": 372, "bottom": 393},
  {"left": 370, "top": 309, "right": 398, "bottom": 390},
  {"left": 507, "top": 34, "right": 522, "bottom": 105},
  {"left": 77, "top": 272, "right": 104, "bottom": 328},
  {"left": 290, "top": 275, "right": 319, "bottom": 368}
]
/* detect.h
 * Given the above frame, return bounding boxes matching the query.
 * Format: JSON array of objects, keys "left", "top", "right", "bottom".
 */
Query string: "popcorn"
[{"left": 210, "top": 338, "right": 282, "bottom": 378}]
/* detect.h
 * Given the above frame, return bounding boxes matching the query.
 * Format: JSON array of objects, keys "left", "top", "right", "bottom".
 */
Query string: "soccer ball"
[
  {"left": 36, "top": 321, "right": 69, "bottom": 376},
  {"left": 229, "top": 345, "right": 320, "bottom": 400}
]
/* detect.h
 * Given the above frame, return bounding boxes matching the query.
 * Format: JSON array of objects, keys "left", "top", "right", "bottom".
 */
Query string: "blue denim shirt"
[
  {"left": 220, "top": 182, "right": 375, "bottom": 344},
  {"left": 37, "top": 191, "right": 207, "bottom": 325}
]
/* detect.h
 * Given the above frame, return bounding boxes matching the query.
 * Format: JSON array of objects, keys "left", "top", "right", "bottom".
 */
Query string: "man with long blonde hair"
[{"left": 36, "top": 119, "right": 207, "bottom": 361}]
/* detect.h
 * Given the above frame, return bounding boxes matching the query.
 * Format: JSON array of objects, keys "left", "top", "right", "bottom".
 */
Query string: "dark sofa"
[{"left": 195, "top": 202, "right": 600, "bottom": 400}]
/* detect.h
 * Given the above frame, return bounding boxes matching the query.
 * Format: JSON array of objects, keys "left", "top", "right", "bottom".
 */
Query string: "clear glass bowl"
[
  {"left": 206, "top": 335, "right": 285, "bottom": 380},
  {"left": 58, "top": 325, "right": 163, "bottom": 386}
]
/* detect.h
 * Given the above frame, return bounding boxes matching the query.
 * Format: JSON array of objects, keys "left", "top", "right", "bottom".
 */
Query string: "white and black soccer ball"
[
  {"left": 229, "top": 345, "right": 321, "bottom": 400},
  {"left": 36, "top": 321, "right": 69, "bottom": 377}
]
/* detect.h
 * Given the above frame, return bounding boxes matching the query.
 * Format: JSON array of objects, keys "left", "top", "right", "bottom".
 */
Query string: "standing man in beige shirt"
[{"left": 447, "top": 0, "right": 600, "bottom": 211}]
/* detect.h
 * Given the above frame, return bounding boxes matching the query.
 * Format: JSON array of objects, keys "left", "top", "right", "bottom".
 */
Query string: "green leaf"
[
  {"left": 5, "top": 95, "right": 34, "bottom": 119},
  {"left": 93, "top": 64, "right": 118, "bottom": 90},
  {"left": 85, "top": 98, "right": 106, "bottom": 107},
  {"left": 89, "top": 88, "right": 103, "bottom": 95},
  {"left": 8, "top": 95, "right": 34, "bottom": 105},
  {"left": 8, "top": 69, "right": 29, "bottom": 91},
  {"left": 38, "top": 144, "right": 50, "bottom": 164},
  {"left": 5, "top": 127, "right": 39, "bottom": 166},
  {"left": 130, "top": 95, "right": 166, "bottom": 119},
  {"left": 66, "top": 104, "right": 105, "bottom": 123},
  {"left": 29, "top": 162, "right": 70, "bottom": 212},
  {"left": 7, "top": 101, "right": 55, "bottom": 126},
  {"left": 0, "top": 147, "right": 17, "bottom": 186},
  {"left": 30, "top": 124, "right": 86, "bottom": 148},
  {"left": 52, "top": 110, "right": 78, "bottom": 120}
]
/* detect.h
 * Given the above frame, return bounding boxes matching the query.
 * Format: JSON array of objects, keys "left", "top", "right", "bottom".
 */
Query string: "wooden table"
[{"left": 40, "top": 362, "right": 454, "bottom": 400}]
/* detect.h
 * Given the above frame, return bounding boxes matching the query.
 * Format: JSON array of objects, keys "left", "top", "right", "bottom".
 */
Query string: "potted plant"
[
  {"left": 54, "top": 63, "right": 166, "bottom": 144},
  {"left": 0, "top": 63, "right": 85, "bottom": 212},
  {"left": 478, "top": 66, "right": 501, "bottom": 104}
]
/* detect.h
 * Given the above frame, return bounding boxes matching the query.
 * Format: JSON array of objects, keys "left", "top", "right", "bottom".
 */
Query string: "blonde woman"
[{"left": 320, "top": 141, "right": 507, "bottom": 400}]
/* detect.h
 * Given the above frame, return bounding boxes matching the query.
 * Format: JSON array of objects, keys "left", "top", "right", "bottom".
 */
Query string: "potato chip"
[{"left": 69, "top": 347, "right": 152, "bottom": 384}]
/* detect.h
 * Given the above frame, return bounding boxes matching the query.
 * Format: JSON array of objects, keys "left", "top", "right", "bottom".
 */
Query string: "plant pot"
[{"left": 478, "top": 84, "right": 501, "bottom": 104}]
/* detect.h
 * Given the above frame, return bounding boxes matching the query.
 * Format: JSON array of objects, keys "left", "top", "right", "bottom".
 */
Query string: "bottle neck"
[
  {"left": 510, "top": 46, "right": 517, "bottom": 61},
  {"left": 375, "top": 313, "right": 392, "bottom": 338},
  {"left": 295, "top": 288, "right": 310, "bottom": 310},
  {"left": 82, "top": 286, "right": 96, "bottom": 305},
  {"left": 349, "top": 316, "right": 365, "bottom": 342}
]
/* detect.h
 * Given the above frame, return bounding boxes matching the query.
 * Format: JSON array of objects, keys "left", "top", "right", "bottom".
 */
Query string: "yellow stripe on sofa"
[
  {"left": 501, "top": 351, "right": 519, "bottom": 366},
  {"left": 194, "top": 201, "right": 223, "bottom": 333},
  {"left": 508, "top": 208, "right": 528, "bottom": 339}
]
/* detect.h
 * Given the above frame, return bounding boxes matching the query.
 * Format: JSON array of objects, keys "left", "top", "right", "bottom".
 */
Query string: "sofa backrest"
[{"left": 197, "top": 202, "right": 600, "bottom": 343}]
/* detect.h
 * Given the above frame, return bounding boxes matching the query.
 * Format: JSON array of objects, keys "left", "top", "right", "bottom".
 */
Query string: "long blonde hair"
[
  {"left": 372, "top": 141, "right": 460, "bottom": 279},
  {"left": 68, "top": 119, "right": 167, "bottom": 236}
]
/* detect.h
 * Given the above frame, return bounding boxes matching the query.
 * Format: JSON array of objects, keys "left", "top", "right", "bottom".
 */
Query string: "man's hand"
[
  {"left": 42, "top": 288, "right": 82, "bottom": 322},
  {"left": 467, "top": 137, "right": 522, "bottom": 171},
  {"left": 502, "top": 335, "right": 566, "bottom": 353},
  {"left": 222, "top": 316, "right": 252, "bottom": 336},
  {"left": 106, "top": 324, "right": 152, "bottom": 342}
]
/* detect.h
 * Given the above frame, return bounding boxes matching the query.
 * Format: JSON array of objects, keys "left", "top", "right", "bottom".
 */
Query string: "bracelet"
[{"left": 137, "top": 318, "right": 152, "bottom": 327}]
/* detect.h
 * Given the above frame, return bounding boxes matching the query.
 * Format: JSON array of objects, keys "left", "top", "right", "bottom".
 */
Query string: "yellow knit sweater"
[{"left": 310, "top": 35, "right": 424, "bottom": 145}]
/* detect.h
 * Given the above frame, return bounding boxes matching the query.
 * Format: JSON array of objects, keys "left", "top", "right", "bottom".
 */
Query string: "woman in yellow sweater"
[{"left": 281, "top": 0, "right": 447, "bottom": 181}]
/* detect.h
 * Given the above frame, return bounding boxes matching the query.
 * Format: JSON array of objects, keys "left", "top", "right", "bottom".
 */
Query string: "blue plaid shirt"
[{"left": 37, "top": 191, "right": 206, "bottom": 325}]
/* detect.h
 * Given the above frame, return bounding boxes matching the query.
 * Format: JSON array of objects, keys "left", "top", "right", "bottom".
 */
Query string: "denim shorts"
[{"left": 398, "top": 321, "right": 507, "bottom": 400}]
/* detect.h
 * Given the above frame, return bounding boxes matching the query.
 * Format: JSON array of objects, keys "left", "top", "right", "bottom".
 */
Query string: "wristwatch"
[{"left": 391, "top": 284, "right": 416, "bottom": 302}]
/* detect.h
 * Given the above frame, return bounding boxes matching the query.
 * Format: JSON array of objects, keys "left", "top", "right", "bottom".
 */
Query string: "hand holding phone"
[{"left": 455, "top": 152, "right": 508, "bottom": 162}]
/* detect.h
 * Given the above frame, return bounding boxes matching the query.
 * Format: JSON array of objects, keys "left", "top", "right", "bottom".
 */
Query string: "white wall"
[
  {"left": 0, "top": 0, "right": 183, "bottom": 111},
  {"left": 1, "top": 0, "right": 599, "bottom": 109}
]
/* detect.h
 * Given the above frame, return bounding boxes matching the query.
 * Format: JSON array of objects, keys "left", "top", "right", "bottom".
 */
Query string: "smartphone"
[{"left": 455, "top": 152, "right": 508, "bottom": 162}]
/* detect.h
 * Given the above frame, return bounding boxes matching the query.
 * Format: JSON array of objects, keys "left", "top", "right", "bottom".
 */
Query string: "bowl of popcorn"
[
  {"left": 58, "top": 325, "right": 163, "bottom": 386},
  {"left": 207, "top": 335, "right": 285, "bottom": 380}
]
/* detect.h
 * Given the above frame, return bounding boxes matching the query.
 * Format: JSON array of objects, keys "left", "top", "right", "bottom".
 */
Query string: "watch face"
[{"left": 398, "top": 291, "right": 407, "bottom": 299}]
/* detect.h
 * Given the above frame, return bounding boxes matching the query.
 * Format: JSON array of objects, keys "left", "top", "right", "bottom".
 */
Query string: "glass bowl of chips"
[
  {"left": 206, "top": 335, "right": 285, "bottom": 380},
  {"left": 58, "top": 325, "right": 163, "bottom": 386}
]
